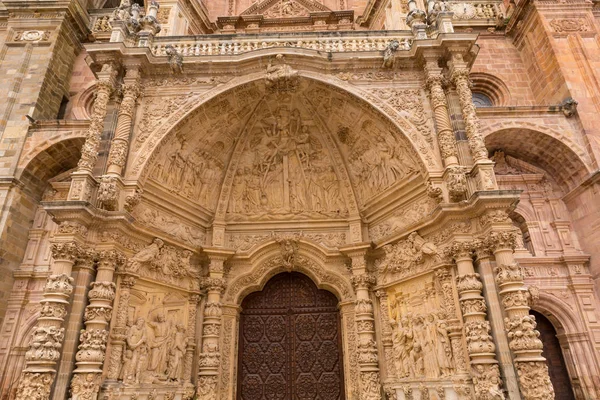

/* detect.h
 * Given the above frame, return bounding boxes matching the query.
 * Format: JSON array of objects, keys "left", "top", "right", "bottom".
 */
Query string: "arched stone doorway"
[
  {"left": 531, "top": 311, "right": 575, "bottom": 400},
  {"left": 237, "top": 272, "right": 345, "bottom": 400}
]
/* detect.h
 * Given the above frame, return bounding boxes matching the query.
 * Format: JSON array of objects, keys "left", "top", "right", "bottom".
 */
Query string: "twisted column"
[
  {"left": 14, "top": 242, "right": 84, "bottom": 400},
  {"left": 487, "top": 231, "right": 555, "bottom": 400},
  {"left": 107, "top": 67, "right": 142, "bottom": 177},
  {"left": 105, "top": 273, "right": 137, "bottom": 381},
  {"left": 77, "top": 64, "right": 117, "bottom": 173},
  {"left": 448, "top": 53, "right": 489, "bottom": 163},
  {"left": 450, "top": 242, "right": 503, "bottom": 399},
  {"left": 343, "top": 244, "right": 382, "bottom": 400},
  {"left": 424, "top": 62, "right": 459, "bottom": 167},
  {"left": 70, "top": 250, "right": 125, "bottom": 400},
  {"left": 197, "top": 249, "right": 233, "bottom": 400}
]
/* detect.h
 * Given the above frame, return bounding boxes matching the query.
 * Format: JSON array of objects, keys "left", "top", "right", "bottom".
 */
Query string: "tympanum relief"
[{"left": 226, "top": 96, "right": 348, "bottom": 220}]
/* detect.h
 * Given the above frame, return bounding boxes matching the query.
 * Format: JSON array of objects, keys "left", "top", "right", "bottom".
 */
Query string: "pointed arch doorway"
[{"left": 237, "top": 272, "right": 346, "bottom": 400}]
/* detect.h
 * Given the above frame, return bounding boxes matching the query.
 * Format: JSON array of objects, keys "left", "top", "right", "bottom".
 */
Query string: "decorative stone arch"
[
  {"left": 224, "top": 239, "right": 354, "bottom": 305},
  {"left": 533, "top": 292, "right": 585, "bottom": 334},
  {"left": 220, "top": 238, "right": 359, "bottom": 399},
  {"left": 481, "top": 122, "right": 592, "bottom": 191},
  {"left": 128, "top": 60, "right": 438, "bottom": 185}
]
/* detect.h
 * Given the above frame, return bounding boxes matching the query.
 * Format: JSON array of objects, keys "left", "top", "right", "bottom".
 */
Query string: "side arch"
[{"left": 482, "top": 123, "right": 592, "bottom": 191}]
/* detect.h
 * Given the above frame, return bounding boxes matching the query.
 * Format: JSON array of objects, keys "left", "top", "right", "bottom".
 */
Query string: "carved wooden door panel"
[{"left": 238, "top": 272, "right": 345, "bottom": 400}]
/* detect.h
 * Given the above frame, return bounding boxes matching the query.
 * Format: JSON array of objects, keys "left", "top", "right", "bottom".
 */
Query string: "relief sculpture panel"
[{"left": 110, "top": 281, "right": 193, "bottom": 388}]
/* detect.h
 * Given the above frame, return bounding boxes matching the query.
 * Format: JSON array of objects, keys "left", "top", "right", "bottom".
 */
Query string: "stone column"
[
  {"left": 197, "top": 249, "right": 233, "bottom": 400},
  {"left": 69, "top": 63, "right": 118, "bottom": 203},
  {"left": 447, "top": 53, "right": 488, "bottom": 163},
  {"left": 342, "top": 244, "right": 382, "bottom": 400},
  {"left": 14, "top": 242, "right": 83, "bottom": 400},
  {"left": 448, "top": 52, "right": 498, "bottom": 192},
  {"left": 107, "top": 67, "right": 141, "bottom": 177},
  {"left": 98, "top": 65, "right": 142, "bottom": 211},
  {"left": 105, "top": 273, "right": 137, "bottom": 381},
  {"left": 70, "top": 250, "right": 125, "bottom": 400},
  {"left": 450, "top": 242, "right": 504, "bottom": 399},
  {"left": 473, "top": 240, "right": 521, "bottom": 400},
  {"left": 424, "top": 55, "right": 467, "bottom": 202},
  {"left": 77, "top": 63, "right": 118, "bottom": 174},
  {"left": 487, "top": 231, "right": 555, "bottom": 400}
]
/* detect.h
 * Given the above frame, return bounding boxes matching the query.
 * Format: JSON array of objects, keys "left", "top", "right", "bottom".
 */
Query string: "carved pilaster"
[
  {"left": 70, "top": 250, "right": 124, "bottom": 400},
  {"left": 487, "top": 231, "right": 555, "bottom": 400},
  {"left": 198, "top": 249, "right": 233, "bottom": 400},
  {"left": 14, "top": 242, "right": 84, "bottom": 400},
  {"left": 341, "top": 244, "right": 382, "bottom": 400},
  {"left": 183, "top": 294, "right": 201, "bottom": 386},
  {"left": 106, "top": 274, "right": 136, "bottom": 381},
  {"left": 77, "top": 63, "right": 117, "bottom": 173}
]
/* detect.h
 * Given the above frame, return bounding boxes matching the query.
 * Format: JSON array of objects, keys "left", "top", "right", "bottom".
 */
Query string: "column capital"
[
  {"left": 448, "top": 241, "right": 473, "bottom": 260},
  {"left": 50, "top": 242, "right": 85, "bottom": 263},
  {"left": 487, "top": 231, "right": 517, "bottom": 252}
]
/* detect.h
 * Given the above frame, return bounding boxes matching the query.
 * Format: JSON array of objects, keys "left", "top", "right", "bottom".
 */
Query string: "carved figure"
[
  {"left": 147, "top": 314, "right": 171, "bottom": 377},
  {"left": 382, "top": 40, "right": 400, "bottom": 69},
  {"left": 165, "top": 44, "right": 183, "bottom": 74},
  {"left": 127, "top": 238, "right": 163, "bottom": 273},
  {"left": 167, "top": 324, "right": 187, "bottom": 381},
  {"left": 265, "top": 54, "right": 299, "bottom": 92},
  {"left": 124, "top": 318, "right": 148, "bottom": 384}
]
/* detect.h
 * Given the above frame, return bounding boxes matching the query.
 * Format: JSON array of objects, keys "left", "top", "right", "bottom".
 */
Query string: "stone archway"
[
  {"left": 530, "top": 311, "right": 575, "bottom": 400},
  {"left": 237, "top": 272, "right": 345, "bottom": 400}
]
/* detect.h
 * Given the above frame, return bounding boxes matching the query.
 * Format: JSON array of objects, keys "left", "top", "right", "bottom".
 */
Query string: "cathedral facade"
[{"left": 0, "top": 0, "right": 600, "bottom": 399}]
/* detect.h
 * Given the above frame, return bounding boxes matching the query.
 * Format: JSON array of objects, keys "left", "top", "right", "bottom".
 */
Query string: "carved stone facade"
[{"left": 1, "top": 1, "right": 600, "bottom": 400}]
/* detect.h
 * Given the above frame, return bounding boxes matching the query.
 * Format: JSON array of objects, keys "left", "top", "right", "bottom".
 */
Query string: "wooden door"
[{"left": 237, "top": 272, "right": 345, "bottom": 400}]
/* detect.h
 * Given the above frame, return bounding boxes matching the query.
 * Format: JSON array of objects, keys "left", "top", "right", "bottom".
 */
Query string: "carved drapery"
[
  {"left": 105, "top": 273, "right": 137, "bottom": 381},
  {"left": 450, "top": 242, "right": 504, "bottom": 399},
  {"left": 107, "top": 66, "right": 142, "bottom": 177},
  {"left": 447, "top": 53, "right": 488, "bottom": 163},
  {"left": 344, "top": 245, "right": 382, "bottom": 400},
  {"left": 14, "top": 242, "right": 84, "bottom": 400},
  {"left": 70, "top": 250, "right": 124, "bottom": 400},
  {"left": 487, "top": 231, "right": 555, "bottom": 400},
  {"left": 77, "top": 63, "right": 118, "bottom": 173}
]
